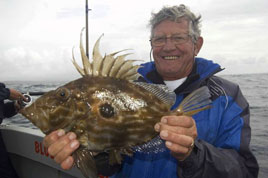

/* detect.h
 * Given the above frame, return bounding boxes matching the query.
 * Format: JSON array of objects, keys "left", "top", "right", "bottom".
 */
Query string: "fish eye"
[
  {"left": 60, "top": 91, "right": 65, "bottom": 97},
  {"left": 56, "top": 87, "right": 70, "bottom": 101},
  {"left": 99, "top": 103, "right": 115, "bottom": 118}
]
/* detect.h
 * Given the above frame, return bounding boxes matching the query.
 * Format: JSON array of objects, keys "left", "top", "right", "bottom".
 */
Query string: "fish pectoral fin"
[
  {"left": 176, "top": 86, "right": 212, "bottom": 116},
  {"left": 109, "top": 150, "right": 123, "bottom": 165},
  {"left": 73, "top": 147, "right": 98, "bottom": 178}
]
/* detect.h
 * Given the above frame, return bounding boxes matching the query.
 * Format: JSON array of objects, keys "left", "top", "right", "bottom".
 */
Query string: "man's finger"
[
  {"left": 161, "top": 116, "right": 194, "bottom": 127},
  {"left": 48, "top": 132, "right": 77, "bottom": 157},
  {"left": 54, "top": 139, "right": 79, "bottom": 164},
  {"left": 43, "top": 129, "right": 65, "bottom": 147},
  {"left": 61, "top": 156, "right": 75, "bottom": 170}
]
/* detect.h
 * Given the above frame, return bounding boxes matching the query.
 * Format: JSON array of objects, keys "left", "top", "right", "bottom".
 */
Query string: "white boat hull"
[{"left": 0, "top": 125, "right": 89, "bottom": 178}]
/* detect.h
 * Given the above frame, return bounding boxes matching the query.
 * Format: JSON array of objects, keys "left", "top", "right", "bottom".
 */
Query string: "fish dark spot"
[{"left": 99, "top": 103, "right": 115, "bottom": 118}]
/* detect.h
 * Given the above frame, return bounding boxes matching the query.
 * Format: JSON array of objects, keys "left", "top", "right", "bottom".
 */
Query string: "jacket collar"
[{"left": 138, "top": 58, "right": 222, "bottom": 94}]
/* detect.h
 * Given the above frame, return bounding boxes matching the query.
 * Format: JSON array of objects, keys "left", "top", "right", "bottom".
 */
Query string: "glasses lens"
[
  {"left": 171, "top": 35, "right": 188, "bottom": 44},
  {"left": 151, "top": 34, "right": 190, "bottom": 47},
  {"left": 152, "top": 37, "right": 165, "bottom": 46}
]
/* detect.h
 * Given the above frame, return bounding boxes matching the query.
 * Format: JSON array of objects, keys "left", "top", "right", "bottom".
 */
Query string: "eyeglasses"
[{"left": 150, "top": 34, "right": 190, "bottom": 47}]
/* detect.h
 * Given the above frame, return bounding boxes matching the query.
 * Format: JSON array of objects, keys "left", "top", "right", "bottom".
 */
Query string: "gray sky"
[{"left": 1, "top": 0, "right": 268, "bottom": 81}]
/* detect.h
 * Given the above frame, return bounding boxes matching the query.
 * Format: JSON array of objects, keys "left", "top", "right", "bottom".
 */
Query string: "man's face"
[{"left": 152, "top": 19, "right": 203, "bottom": 80}]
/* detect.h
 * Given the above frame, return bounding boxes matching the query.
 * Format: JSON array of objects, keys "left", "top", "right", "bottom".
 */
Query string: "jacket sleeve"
[
  {"left": 177, "top": 80, "right": 259, "bottom": 178},
  {"left": 0, "top": 83, "right": 10, "bottom": 101},
  {"left": 0, "top": 83, "right": 17, "bottom": 118},
  {"left": 3, "top": 102, "right": 17, "bottom": 118},
  {"left": 178, "top": 139, "right": 258, "bottom": 178}
]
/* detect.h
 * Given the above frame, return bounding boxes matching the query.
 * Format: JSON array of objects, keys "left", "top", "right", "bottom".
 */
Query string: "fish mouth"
[{"left": 19, "top": 106, "right": 51, "bottom": 134}]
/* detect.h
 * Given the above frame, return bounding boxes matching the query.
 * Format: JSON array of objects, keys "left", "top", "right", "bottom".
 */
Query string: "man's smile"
[{"left": 162, "top": 56, "right": 180, "bottom": 60}]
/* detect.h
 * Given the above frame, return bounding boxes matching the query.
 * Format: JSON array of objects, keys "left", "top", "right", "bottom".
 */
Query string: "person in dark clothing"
[
  {"left": 0, "top": 82, "right": 26, "bottom": 178},
  {"left": 42, "top": 4, "right": 259, "bottom": 178}
]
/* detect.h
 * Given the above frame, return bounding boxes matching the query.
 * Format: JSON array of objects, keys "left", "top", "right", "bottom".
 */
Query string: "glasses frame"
[{"left": 150, "top": 33, "right": 192, "bottom": 47}]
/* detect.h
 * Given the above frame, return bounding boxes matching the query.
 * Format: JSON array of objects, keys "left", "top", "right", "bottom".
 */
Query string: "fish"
[{"left": 19, "top": 28, "right": 211, "bottom": 178}]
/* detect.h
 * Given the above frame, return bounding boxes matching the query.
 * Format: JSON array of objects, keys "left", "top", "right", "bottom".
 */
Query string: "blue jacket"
[{"left": 110, "top": 58, "right": 259, "bottom": 178}]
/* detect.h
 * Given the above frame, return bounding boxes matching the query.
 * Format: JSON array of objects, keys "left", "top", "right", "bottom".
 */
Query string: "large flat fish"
[{"left": 19, "top": 29, "right": 211, "bottom": 178}]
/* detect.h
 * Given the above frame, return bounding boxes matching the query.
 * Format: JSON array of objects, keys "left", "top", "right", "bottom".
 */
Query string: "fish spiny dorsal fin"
[
  {"left": 100, "top": 54, "right": 115, "bottom": 77},
  {"left": 121, "top": 65, "right": 140, "bottom": 79},
  {"left": 108, "top": 53, "right": 133, "bottom": 77},
  {"left": 73, "top": 28, "right": 142, "bottom": 79},
  {"left": 80, "top": 27, "right": 92, "bottom": 76},
  {"left": 134, "top": 82, "right": 176, "bottom": 107},
  {"left": 176, "top": 86, "right": 212, "bottom": 116},
  {"left": 109, "top": 49, "right": 132, "bottom": 57},
  {"left": 115, "top": 60, "right": 141, "bottom": 79},
  {"left": 72, "top": 47, "right": 85, "bottom": 76},
  {"left": 100, "top": 49, "right": 130, "bottom": 77},
  {"left": 92, "top": 34, "right": 104, "bottom": 76},
  {"left": 127, "top": 73, "right": 141, "bottom": 80}
]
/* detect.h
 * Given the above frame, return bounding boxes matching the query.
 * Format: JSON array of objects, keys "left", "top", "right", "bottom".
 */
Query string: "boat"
[{"left": 0, "top": 124, "right": 108, "bottom": 178}]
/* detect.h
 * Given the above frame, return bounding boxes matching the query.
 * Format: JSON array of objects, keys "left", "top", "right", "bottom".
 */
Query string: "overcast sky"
[{"left": 1, "top": 0, "right": 267, "bottom": 81}]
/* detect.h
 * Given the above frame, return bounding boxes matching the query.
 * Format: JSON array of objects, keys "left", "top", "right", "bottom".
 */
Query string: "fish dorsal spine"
[{"left": 72, "top": 28, "right": 142, "bottom": 80}]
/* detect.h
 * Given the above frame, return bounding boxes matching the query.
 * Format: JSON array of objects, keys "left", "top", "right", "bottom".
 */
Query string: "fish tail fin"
[
  {"left": 73, "top": 147, "right": 98, "bottom": 178},
  {"left": 176, "top": 86, "right": 212, "bottom": 116}
]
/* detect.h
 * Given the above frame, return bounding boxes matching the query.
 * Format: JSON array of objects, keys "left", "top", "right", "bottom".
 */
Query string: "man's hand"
[
  {"left": 8, "top": 88, "right": 27, "bottom": 111},
  {"left": 154, "top": 115, "right": 197, "bottom": 161},
  {"left": 43, "top": 129, "right": 80, "bottom": 170},
  {"left": 9, "top": 88, "right": 25, "bottom": 101}
]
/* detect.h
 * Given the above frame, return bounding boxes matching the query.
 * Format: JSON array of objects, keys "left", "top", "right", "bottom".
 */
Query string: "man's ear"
[{"left": 194, "top": 37, "right": 203, "bottom": 56}]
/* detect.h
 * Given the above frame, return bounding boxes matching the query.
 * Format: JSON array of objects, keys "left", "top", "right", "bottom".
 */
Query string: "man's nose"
[{"left": 163, "top": 38, "right": 176, "bottom": 51}]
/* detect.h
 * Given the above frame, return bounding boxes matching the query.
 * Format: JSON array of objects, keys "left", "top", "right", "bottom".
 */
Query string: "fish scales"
[
  {"left": 20, "top": 29, "right": 212, "bottom": 178},
  {"left": 80, "top": 76, "right": 169, "bottom": 150}
]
